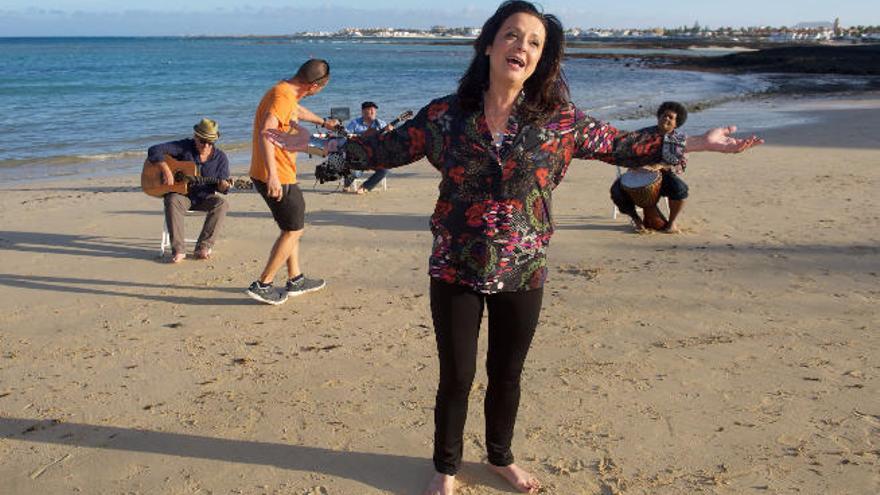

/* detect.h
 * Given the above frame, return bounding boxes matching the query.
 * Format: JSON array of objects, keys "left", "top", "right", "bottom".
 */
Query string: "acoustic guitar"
[
  {"left": 141, "top": 155, "right": 224, "bottom": 198},
  {"left": 328, "top": 109, "right": 414, "bottom": 138},
  {"left": 387, "top": 109, "right": 414, "bottom": 129},
  {"left": 348, "top": 110, "right": 414, "bottom": 139}
]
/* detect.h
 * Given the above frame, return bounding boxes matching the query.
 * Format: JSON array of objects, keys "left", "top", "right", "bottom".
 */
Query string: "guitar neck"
[
  {"left": 387, "top": 111, "right": 414, "bottom": 129},
  {"left": 179, "top": 175, "right": 222, "bottom": 186},
  {"left": 172, "top": 167, "right": 222, "bottom": 187}
]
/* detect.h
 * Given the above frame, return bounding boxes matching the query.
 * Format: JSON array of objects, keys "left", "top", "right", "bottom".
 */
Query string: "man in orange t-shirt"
[{"left": 246, "top": 58, "right": 339, "bottom": 305}]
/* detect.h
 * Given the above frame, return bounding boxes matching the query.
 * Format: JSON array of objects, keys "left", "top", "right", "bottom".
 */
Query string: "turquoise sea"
[{"left": 0, "top": 36, "right": 839, "bottom": 182}]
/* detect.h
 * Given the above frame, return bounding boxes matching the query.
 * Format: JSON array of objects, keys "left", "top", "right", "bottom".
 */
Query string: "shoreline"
[
  {"left": 4, "top": 39, "right": 878, "bottom": 185},
  {"left": 596, "top": 86, "right": 880, "bottom": 130},
  {"left": 3, "top": 88, "right": 879, "bottom": 187},
  {"left": 566, "top": 43, "right": 880, "bottom": 76},
  {"left": 663, "top": 44, "right": 880, "bottom": 76}
]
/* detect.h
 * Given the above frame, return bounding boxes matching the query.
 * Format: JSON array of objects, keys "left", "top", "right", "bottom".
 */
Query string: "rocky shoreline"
[
  {"left": 567, "top": 43, "right": 880, "bottom": 76},
  {"left": 665, "top": 44, "right": 880, "bottom": 76}
]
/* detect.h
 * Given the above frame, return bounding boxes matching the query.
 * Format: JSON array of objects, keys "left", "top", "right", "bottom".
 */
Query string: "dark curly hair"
[
  {"left": 457, "top": 1, "right": 569, "bottom": 125},
  {"left": 657, "top": 101, "right": 688, "bottom": 128}
]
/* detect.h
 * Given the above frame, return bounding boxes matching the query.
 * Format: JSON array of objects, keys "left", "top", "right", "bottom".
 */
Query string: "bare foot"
[
  {"left": 194, "top": 247, "right": 212, "bottom": 260},
  {"left": 661, "top": 221, "right": 682, "bottom": 234},
  {"left": 354, "top": 187, "right": 368, "bottom": 195},
  {"left": 489, "top": 464, "right": 540, "bottom": 493},
  {"left": 628, "top": 217, "right": 650, "bottom": 234},
  {"left": 422, "top": 472, "right": 455, "bottom": 495},
  {"left": 169, "top": 252, "right": 185, "bottom": 264},
  {"left": 632, "top": 223, "right": 650, "bottom": 234}
]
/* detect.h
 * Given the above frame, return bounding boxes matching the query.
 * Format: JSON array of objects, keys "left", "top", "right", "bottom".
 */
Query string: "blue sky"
[{"left": 2, "top": 1, "right": 878, "bottom": 36}]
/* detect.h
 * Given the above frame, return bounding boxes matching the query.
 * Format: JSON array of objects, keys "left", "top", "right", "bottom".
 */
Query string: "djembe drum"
[{"left": 620, "top": 169, "right": 662, "bottom": 208}]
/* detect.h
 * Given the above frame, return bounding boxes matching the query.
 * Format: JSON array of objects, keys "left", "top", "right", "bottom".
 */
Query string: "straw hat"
[{"left": 193, "top": 118, "right": 220, "bottom": 143}]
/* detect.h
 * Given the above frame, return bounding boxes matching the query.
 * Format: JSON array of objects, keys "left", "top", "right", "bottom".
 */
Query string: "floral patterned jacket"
[{"left": 342, "top": 94, "right": 686, "bottom": 294}]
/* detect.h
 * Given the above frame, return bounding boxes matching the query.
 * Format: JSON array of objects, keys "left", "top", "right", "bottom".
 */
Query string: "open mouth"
[{"left": 506, "top": 56, "right": 526, "bottom": 69}]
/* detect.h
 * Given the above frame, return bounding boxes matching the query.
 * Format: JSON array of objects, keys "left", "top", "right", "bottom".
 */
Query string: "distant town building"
[
  {"left": 793, "top": 21, "right": 834, "bottom": 30},
  {"left": 292, "top": 19, "right": 878, "bottom": 44}
]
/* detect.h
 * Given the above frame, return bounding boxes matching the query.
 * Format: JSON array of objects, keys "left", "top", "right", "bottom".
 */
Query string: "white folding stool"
[{"left": 159, "top": 210, "right": 206, "bottom": 256}]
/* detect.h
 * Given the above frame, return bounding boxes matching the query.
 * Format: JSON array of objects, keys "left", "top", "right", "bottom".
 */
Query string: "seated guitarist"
[
  {"left": 610, "top": 101, "right": 689, "bottom": 233},
  {"left": 342, "top": 101, "right": 393, "bottom": 194},
  {"left": 144, "top": 118, "right": 231, "bottom": 263}
]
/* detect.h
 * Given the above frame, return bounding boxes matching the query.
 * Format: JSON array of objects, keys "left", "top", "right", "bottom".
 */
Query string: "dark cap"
[{"left": 361, "top": 101, "right": 378, "bottom": 110}]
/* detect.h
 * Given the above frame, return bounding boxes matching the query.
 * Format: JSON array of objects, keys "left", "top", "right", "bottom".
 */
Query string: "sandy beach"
[{"left": 1, "top": 94, "right": 878, "bottom": 494}]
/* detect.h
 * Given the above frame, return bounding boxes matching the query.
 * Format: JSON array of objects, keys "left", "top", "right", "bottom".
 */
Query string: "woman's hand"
[
  {"left": 263, "top": 122, "right": 311, "bottom": 152},
  {"left": 687, "top": 126, "right": 764, "bottom": 153}
]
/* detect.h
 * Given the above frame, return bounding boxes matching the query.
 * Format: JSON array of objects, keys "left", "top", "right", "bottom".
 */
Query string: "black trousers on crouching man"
[{"left": 429, "top": 278, "right": 544, "bottom": 475}]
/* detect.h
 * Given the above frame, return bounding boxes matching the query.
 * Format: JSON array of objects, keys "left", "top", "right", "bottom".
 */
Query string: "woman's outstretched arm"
[
  {"left": 685, "top": 125, "right": 764, "bottom": 153},
  {"left": 574, "top": 111, "right": 762, "bottom": 166},
  {"left": 265, "top": 102, "right": 435, "bottom": 172}
]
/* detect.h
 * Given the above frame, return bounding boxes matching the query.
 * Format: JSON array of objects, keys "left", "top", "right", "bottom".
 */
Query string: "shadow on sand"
[
  {"left": 0, "top": 273, "right": 257, "bottom": 307},
  {"left": 113, "top": 210, "right": 432, "bottom": 232},
  {"left": 0, "top": 417, "right": 503, "bottom": 494},
  {"left": 0, "top": 230, "right": 155, "bottom": 260}
]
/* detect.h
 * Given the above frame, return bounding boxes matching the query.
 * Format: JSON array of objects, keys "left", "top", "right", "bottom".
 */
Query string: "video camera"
[
  {"left": 314, "top": 150, "right": 350, "bottom": 184},
  {"left": 310, "top": 121, "right": 351, "bottom": 184},
  {"left": 310, "top": 108, "right": 413, "bottom": 185}
]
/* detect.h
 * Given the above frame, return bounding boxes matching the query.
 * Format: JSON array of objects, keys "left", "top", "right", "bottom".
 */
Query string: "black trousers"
[{"left": 429, "top": 279, "right": 544, "bottom": 475}]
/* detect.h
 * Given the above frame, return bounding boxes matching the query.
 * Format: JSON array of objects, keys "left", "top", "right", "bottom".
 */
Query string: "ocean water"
[{"left": 0, "top": 37, "right": 785, "bottom": 182}]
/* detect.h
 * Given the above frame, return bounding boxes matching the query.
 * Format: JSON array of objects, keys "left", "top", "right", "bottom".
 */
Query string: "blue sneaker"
[
  {"left": 285, "top": 275, "right": 326, "bottom": 297},
  {"left": 245, "top": 281, "right": 289, "bottom": 305}
]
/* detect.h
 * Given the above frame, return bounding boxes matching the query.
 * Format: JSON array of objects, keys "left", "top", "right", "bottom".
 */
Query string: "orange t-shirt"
[{"left": 250, "top": 81, "right": 300, "bottom": 184}]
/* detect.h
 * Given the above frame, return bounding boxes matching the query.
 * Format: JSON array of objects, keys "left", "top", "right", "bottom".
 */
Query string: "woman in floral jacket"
[{"left": 267, "top": 2, "right": 762, "bottom": 493}]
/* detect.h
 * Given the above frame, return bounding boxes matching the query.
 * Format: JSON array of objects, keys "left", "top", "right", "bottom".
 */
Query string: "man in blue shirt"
[
  {"left": 145, "top": 118, "right": 231, "bottom": 263},
  {"left": 343, "top": 101, "right": 392, "bottom": 194}
]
